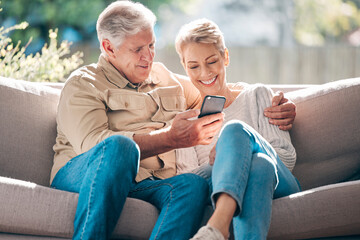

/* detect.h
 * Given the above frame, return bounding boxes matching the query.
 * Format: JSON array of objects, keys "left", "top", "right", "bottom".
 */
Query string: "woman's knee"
[
  {"left": 221, "top": 120, "right": 254, "bottom": 139},
  {"left": 218, "top": 120, "right": 255, "bottom": 149},
  {"left": 250, "top": 153, "right": 277, "bottom": 186}
]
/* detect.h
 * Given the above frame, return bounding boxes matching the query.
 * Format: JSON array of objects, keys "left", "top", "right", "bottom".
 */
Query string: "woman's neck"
[
  {"left": 199, "top": 87, "right": 240, "bottom": 109},
  {"left": 216, "top": 85, "right": 241, "bottom": 109}
]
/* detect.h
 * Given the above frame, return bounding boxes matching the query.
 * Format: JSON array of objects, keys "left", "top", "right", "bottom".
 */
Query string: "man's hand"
[
  {"left": 264, "top": 91, "right": 296, "bottom": 131},
  {"left": 133, "top": 109, "right": 223, "bottom": 160},
  {"left": 209, "top": 144, "right": 216, "bottom": 165},
  {"left": 167, "top": 109, "right": 224, "bottom": 149}
]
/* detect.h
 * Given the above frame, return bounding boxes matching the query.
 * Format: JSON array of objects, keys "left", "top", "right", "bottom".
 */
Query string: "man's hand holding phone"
[
  {"left": 167, "top": 95, "right": 226, "bottom": 148},
  {"left": 198, "top": 95, "right": 226, "bottom": 118}
]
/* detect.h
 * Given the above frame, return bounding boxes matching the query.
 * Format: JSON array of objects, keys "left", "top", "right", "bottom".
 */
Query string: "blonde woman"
[{"left": 175, "top": 19, "right": 301, "bottom": 240}]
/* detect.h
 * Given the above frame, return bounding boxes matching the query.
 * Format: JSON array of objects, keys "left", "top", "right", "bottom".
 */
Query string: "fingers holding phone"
[
  {"left": 170, "top": 110, "right": 223, "bottom": 147},
  {"left": 197, "top": 95, "right": 226, "bottom": 142},
  {"left": 168, "top": 95, "right": 226, "bottom": 147},
  {"left": 199, "top": 95, "right": 226, "bottom": 118}
]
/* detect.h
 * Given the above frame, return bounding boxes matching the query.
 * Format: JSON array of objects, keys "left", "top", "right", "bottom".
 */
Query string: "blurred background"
[{"left": 1, "top": 0, "right": 360, "bottom": 84}]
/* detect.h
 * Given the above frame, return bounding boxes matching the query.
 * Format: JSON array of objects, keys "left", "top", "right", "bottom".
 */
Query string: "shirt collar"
[{"left": 97, "top": 55, "right": 160, "bottom": 88}]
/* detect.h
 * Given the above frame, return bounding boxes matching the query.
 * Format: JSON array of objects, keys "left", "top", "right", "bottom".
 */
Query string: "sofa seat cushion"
[
  {"left": 0, "top": 234, "right": 68, "bottom": 239},
  {"left": 287, "top": 78, "right": 360, "bottom": 190},
  {"left": 1, "top": 176, "right": 359, "bottom": 239},
  {"left": 268, "top": 180, "right": 360, "bottom": 239},
  {"left": 0, "top": 176, "right": 158, "bottom": 239},
  {"left": 0, "top": 77, "right": 61, "bottom": 186}
]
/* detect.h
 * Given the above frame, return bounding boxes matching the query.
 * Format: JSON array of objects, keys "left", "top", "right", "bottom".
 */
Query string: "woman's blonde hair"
[
  {"left": 96, "top": 1, "right": 156, "bottom": 55},
  {"left": 175, "top": 18, "right": 226, "bottom": 64}
]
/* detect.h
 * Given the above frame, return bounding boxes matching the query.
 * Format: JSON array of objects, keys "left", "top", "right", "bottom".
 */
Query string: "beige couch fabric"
[
  {"left": 288, "top": 78, "right": 360, "bottom": 190},
  {"left": 269, "top": 180, "right": 360, "bottom": 239},
  {"left": 0, "top": 76, "right": 359, "bottom": 239},
  {"left": 0, "top": 77, "right": 60, "bottom": 186},
  {"left": 0, "top": 176, "right": 158, "bottom": 239}
]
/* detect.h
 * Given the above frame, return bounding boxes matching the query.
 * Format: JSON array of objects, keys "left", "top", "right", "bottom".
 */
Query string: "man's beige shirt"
[{"left": 51, "top": 56, "right": 201, "bottom": 184}]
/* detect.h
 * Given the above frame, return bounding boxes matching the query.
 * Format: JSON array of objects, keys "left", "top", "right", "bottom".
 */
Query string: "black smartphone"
[{"left": 198, "top": 95, "right": 226, "bottom": 118}]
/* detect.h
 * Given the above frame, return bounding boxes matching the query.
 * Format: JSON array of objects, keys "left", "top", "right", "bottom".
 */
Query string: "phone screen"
[{"left": 198, "top": 95, "right": 226, "bottom": 118}]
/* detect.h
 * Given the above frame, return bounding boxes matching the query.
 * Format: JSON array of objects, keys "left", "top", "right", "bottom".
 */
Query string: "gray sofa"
[{"left": 0, "top": 76, "right": 359, "bottom": 240}]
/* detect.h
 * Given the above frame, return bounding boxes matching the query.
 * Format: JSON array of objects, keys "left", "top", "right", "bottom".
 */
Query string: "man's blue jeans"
[
  {"left": 193, "top": 120, "right": 301, "bottom": 240},
  {"left": 51, "top": 135, "right": 209, "bottom": 240}
]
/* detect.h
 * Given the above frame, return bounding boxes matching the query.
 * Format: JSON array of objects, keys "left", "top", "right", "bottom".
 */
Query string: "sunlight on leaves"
[{"left": 0, "top": 1, "right": 83, "bottom": 82}]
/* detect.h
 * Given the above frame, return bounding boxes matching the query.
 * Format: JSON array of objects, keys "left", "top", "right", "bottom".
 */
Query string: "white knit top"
[{"left": 176, "top": 83, "right": 297, "bottom": 174}]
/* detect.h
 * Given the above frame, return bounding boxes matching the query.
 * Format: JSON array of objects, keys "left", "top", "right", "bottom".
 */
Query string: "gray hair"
[
  {"left": 96, "top": 0, "right": 156, "bottom": 55},
  {"left": 175, "top": 18, "right": 226, "bottom": 64}
]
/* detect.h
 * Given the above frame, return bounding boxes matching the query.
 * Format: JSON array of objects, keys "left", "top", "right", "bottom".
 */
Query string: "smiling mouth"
[
  {"left": 139, "top": 65, "right": 149, "bottom": 69},
  {"left": 200, "top": 76, "right": 217, "bottom": 85},
  {"left": 138, "top": 62, "right": 152, "bottom": 69}
]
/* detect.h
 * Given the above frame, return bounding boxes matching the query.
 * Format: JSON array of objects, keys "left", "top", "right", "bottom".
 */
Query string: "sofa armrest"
[{"left": 285, "top": 78, "right": 360, "bottom": 190}]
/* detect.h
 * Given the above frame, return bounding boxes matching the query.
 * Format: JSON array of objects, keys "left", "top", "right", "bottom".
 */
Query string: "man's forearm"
[
  {"left": 133, "top": 110, "right": 224, "bottom": 159},
  {"left": 132, "top": 128, "right": 176, "bottom": 159}
]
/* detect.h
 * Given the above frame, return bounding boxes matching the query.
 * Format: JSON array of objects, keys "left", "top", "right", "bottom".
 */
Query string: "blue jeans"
[
  {"left": 193, "top": 120, "right": 301, "bottom": 240},
  {"left": 51, "top": 135, "right": 209, "bottom": 240}
]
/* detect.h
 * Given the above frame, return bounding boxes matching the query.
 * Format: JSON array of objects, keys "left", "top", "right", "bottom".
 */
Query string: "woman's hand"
[{"left": 264, "top": 91, "right": 296, "bottom": 131}]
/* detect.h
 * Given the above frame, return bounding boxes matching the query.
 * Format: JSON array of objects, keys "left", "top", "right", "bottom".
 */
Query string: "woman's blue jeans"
[
  {"left": 193, "top": 120, "right": 301, "bottom": 240},
  {"left": 51, "top": 135, "right": 209, "bottom": 240}
]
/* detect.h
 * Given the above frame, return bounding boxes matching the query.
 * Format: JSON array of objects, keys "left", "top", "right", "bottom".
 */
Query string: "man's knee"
[
  {"left": 102, "top": 135, "right": 140, "bottom": 175},
  {"left": 105, "top": 135, "right": 138, "bottom": 152}
]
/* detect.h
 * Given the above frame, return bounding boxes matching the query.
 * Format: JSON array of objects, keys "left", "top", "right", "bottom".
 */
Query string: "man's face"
[{"left": 110, "top": 28, "right": 156, "bottom": 84}]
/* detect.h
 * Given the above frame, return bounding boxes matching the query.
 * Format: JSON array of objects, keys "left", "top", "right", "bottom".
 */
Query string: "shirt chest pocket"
[
  {"left": 107, "top": 94, "right": 145, "bottom": 111},
  {"left": 106, "top": 92, "right": 148, "bottom": 130},
  {"left": 160, "top": 96, "right": 186, "bottom": 112}
]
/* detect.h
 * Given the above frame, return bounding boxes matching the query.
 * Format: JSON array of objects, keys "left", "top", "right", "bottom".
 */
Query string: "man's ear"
[
  {"left": 224, "top": 48, "right": 230, "bottom": 66},
  {"left": 102, "top": 39, "right": 116, "bottom": 58}
]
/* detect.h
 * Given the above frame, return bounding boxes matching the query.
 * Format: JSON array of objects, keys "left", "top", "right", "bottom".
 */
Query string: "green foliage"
[
  {"left": 0, "top": 0, "right": 196, "bottom": 47},
  {"left": 294, "top": 0, "right": 360, "bottom": 46},
  {"left": 0, "top": 3, "right": 83, "bottom": 82}
]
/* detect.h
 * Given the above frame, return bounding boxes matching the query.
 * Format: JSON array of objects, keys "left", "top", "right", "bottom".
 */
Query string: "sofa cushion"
[
  {"left": 2, "top": 175, "right": 359, "bottom": 240},
  {"left": 0, "top": 77, "right": 60, "bottom": 186},
  {"left": 0, "top": 234, "right": 68, "bottom": 239},
  {"left": 287, "top": 78, "right": 360, "bottom": 190},
  {"left": 268, "top": 180, "right": 360, "bottom": 239},
  {"left": 0, "top": 176, "right": 158, "bottom": 239}
]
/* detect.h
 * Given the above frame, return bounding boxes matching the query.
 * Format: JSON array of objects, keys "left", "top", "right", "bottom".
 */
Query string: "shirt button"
[{"left": 125, "top": 102, "right": 129, "bottom": 107}]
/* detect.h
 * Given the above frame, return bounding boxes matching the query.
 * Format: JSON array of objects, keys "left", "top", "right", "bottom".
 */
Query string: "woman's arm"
[
  {"left": 228, "top": 82, "right": 296, "bottom": 131},
  {"left": 264, "top": 91, "right": 296, "bottom": 131},
  {"left": 254, "top": 85, "right": 297, "bottom": 171}
]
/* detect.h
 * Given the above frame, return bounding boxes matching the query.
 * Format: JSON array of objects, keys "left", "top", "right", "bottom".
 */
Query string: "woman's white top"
[{"left": 176, "top": 83, "right": 297, "bottom": 174}]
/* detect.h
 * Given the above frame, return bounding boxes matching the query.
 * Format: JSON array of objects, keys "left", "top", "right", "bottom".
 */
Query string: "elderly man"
[{"left": 50, "top": 1, "right": 296, "bottom": 240}]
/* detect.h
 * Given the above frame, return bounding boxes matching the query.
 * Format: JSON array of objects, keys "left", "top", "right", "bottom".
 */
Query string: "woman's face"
[{"left": 181, "top": 42, "right": 229, "bottom": 97}]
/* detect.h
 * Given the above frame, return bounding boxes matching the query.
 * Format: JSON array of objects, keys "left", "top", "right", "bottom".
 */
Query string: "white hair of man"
[{"left": 96, "top": 0, "right": 157, "bottom": 56}]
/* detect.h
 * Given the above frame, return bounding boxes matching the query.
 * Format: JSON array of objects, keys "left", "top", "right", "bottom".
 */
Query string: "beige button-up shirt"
[{"left": 51, "top": 56, "right": 201, "bottom": 184}]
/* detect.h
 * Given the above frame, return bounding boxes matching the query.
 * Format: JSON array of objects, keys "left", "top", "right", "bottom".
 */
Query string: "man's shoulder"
[
  {"left": 62, "top": 63, "right": 106, "bottom": 94},
  {"left": 150, "top": 62, "right": 179, "bottom": 86},
  {"left": 66, "top": 62, "right": 105, "bottom": 84}
]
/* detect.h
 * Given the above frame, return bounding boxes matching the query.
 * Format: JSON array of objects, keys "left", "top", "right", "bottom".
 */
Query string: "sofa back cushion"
[
  {"left": 0, "top": 77, "right": 60, "bottom": 186},
  {"left": 287, "top": 78, "right": 360, "bottom": 190}
]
